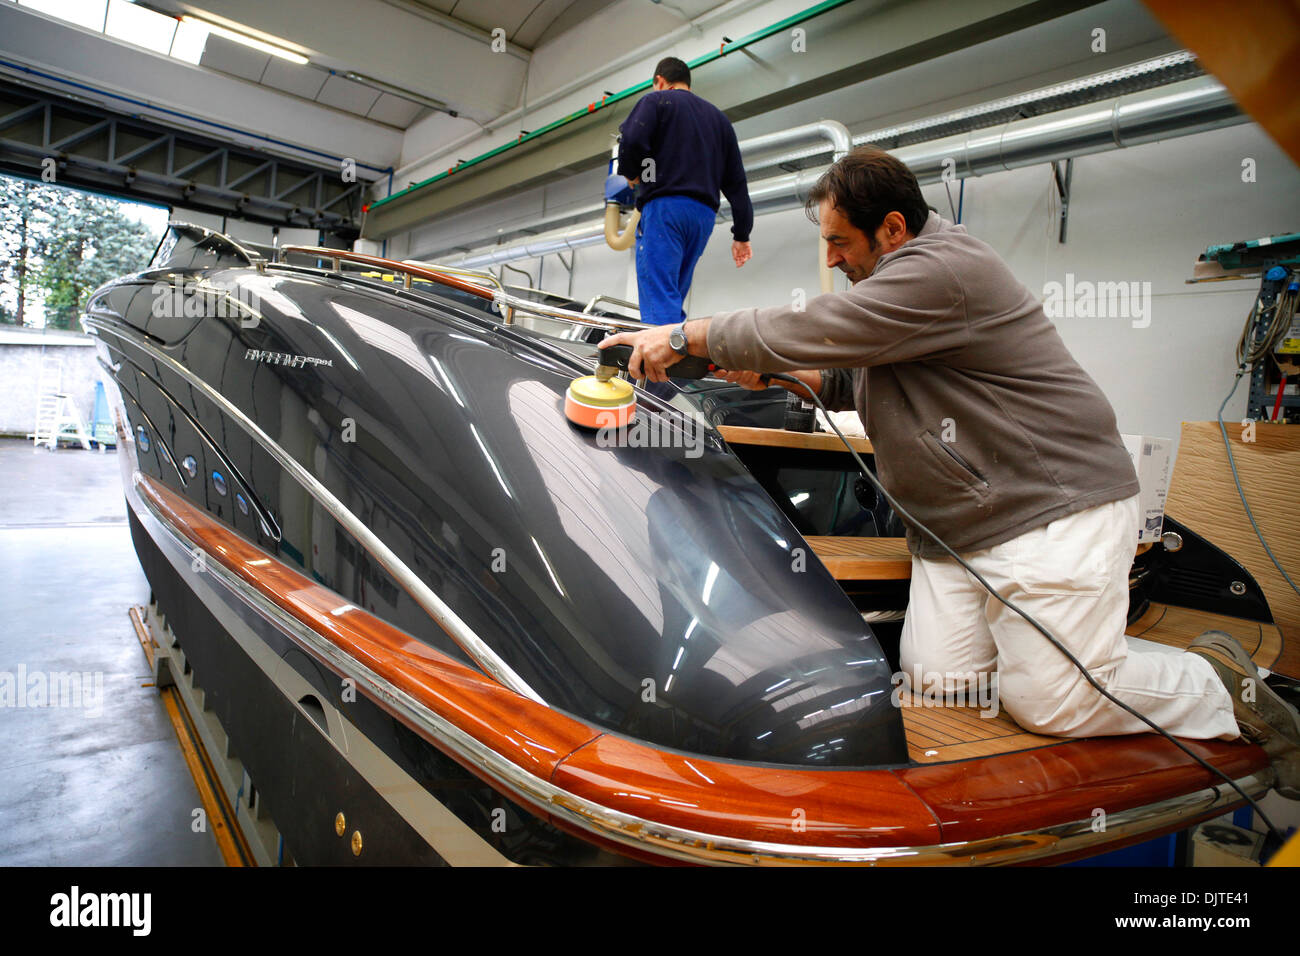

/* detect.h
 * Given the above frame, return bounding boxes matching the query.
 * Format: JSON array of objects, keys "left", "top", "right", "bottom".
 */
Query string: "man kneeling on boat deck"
[{"left": 600, "top": 146, "right": 1300, "bottom": 796}]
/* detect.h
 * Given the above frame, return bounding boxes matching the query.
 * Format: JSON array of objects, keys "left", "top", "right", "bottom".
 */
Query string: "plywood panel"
[
  {"left": 1144, "top": 0, "right": 1300, "bottom": 165},
  {"left": 1164, "top": 421, "right": 1300, "bottom": 677}
]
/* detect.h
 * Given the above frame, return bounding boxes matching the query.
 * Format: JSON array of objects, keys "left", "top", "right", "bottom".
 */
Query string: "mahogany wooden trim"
[
  {"left": 717, "top": 424, "right": 874, "bottom": 455},
  {"left": 279, "top": 245, "right": 496, "bottom": 301},
  {"left": 551, "top": 733, "right": 940, "bottom": 848},
  {"left": 806, "top": 535, "right": 1150, "bottom": 582},
  {"left": 899, "top": 734, "right": 1267, "bottom": 845},
  {"left": 806, "top": 535, "right": 911, "bottom": 580},
  {"left": 553, "top": 720, "right": 1267, "bottom": 852},
  {"left": 134, "top": 474, "right": 1272, "bottom": 860}
]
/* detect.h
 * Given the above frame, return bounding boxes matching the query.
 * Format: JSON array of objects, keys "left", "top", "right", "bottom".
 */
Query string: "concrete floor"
[{"left": 0, "top": 437, "right": 223, "bottom": 865}]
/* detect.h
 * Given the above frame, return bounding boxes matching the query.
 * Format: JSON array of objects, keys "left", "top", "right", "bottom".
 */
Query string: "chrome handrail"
[
  {"left": 492, "top": 290, "right": 647, "bottom": 332},
  {"left": 583, "top": 294, "right": 641, "bottom": 316},
  {"left": 402, "top": 260, "right": 505, "bottom": 292},
  {"left": 277, "top": 245, "right": 494, "bottom": 297},
  {"left": 276, "top": 245, "right": 648, "bottom": 333}
]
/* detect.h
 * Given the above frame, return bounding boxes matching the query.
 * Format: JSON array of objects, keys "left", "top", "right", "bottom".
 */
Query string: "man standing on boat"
[
  {"left": 616, "top": 56, "right": 754, "bottom": 325},
  {"left": 599, "top": 146, "right": 1300, "bottom": 793}
]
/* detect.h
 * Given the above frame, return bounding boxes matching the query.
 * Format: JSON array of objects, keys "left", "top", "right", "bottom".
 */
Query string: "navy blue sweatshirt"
[{"left": 617, "top": 89, "right": 753, "bottom": 242}]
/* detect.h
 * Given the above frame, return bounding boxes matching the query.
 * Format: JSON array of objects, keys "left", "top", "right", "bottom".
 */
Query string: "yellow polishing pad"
[{"left": 567, "top": 375, "right": 635, "bottom": 408}]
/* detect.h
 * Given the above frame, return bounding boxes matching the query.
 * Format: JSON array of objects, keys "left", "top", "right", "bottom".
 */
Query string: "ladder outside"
[{"left": 30, "top": 352, "right": 92, "bottom": 451}]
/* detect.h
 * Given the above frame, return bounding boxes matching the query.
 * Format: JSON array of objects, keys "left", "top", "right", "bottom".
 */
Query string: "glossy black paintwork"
[{"left": 88, "top": 229, "right": 908, "bottom": 767}]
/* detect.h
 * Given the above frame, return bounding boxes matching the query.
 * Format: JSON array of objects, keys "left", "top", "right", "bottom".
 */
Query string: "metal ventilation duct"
[
  {"left": 749, "top": 50, "right": 1207, "bottom": 174},
  {"left": 895, "top": 73, "right": 1239, "bottom": 182}
]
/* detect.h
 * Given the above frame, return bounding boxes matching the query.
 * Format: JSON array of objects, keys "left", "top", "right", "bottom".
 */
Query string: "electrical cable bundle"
[{"left": 1237, "top": 268, "right": 1299, "bottom": 368}]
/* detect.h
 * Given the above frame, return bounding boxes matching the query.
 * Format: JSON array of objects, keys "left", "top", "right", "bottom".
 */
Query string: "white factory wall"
[
  {"left": 394, "top": 167, "right": 604, "bottom": 263},
  {"left": 392, "top": 0, "right": 1173, "bottom": 191}
]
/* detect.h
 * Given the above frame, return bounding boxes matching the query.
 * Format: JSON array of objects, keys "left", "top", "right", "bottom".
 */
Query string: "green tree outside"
[{"left": 1, "top": 175, "right": 162, "bottom": 330}]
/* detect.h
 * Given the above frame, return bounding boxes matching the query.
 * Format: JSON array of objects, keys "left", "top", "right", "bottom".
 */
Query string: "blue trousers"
[{"left": 635, "top": 195, "right": 717, "bottom": 326}]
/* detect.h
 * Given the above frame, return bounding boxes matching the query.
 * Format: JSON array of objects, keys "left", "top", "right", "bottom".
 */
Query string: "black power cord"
[
  {"left": 1219, "top": 270, "right": 1300, "bottom": 602},
  {"left": 762, "top": 370, "right": 1288, "bottom": 848},
  {"left": 1217, "top": 368, "right": 1300, "bottom": 601}
]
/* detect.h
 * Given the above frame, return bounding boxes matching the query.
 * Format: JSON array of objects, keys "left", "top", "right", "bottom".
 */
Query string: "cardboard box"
[{"left": 1121, "top": 434, "right": 1172, "bottom": 542}]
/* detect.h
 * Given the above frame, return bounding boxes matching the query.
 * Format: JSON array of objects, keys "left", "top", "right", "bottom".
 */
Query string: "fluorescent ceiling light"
[{"left": 180, "top": 14, "right": 309, "bottom": 64}]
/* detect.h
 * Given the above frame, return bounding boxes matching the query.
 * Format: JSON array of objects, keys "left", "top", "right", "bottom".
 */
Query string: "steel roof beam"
[{"left": 0, "top": 79, "right": 363, "bottom": 234}]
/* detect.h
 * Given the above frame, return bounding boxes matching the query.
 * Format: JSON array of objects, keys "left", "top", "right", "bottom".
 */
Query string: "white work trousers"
[{"left": 899, "top": 495, "right": 1239, "bottom": 740}]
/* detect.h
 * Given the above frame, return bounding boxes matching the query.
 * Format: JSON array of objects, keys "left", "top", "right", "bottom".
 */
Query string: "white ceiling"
[
  {"left": 408, "top": 0, "right": 621, "bottom": 49},
  {"left": 143, "top": 0, "right": 641, "bottom": 126}
]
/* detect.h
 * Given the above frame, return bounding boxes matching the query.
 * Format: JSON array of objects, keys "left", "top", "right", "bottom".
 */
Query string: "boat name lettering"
[{"left": 244, "top": 348, "right": 334, "bottom": 368}]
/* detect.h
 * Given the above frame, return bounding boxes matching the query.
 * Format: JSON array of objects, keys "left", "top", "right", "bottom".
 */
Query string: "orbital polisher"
[
  {"left": 563, "top": 344, "right": 718, "bottom": 428},
  {"left": 564, "top": 344, "right": 786, "bottom": 429}
]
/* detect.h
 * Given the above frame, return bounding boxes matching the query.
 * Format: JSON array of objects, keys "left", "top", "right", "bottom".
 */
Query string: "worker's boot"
[{"left": 1189, "top": 630, "right": 1300, "bottom": 799}]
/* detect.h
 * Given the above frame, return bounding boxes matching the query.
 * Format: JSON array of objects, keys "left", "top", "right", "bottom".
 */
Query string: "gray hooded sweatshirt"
[{"left": 706, "top": 212, "right": 1139, "bottom": 559}]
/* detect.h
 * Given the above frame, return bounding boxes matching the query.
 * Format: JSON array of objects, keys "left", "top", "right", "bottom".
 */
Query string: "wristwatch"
[{"left": 669, "top": 323, "right": 689, "bottom": 356}]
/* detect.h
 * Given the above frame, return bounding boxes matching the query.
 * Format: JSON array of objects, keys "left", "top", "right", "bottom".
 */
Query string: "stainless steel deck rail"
[
  {"left": 497, "top": 292, "right": 645, "bottom": 333},
  {"left": 583, "top": 294, "right": 641, "bottom": 316},
  {"left": 277, "top": 246, "right": 648, "bottom": 334},
  {"left": 401, "top": 260, "right": 506, "bottom": 292}
]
